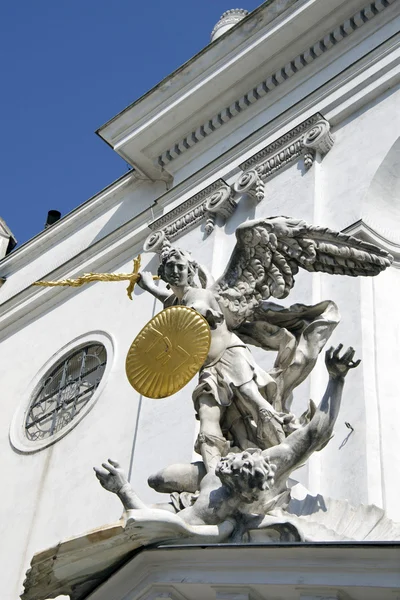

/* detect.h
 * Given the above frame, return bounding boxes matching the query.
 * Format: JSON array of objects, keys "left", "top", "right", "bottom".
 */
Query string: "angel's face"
[{"left": 164, "top": 257, "right": 190, "bottom": 287}]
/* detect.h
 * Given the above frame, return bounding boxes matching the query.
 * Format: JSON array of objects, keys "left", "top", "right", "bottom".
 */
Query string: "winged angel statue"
[
  {"left": 22, "top": 216, "right": 397, "bottom": 600},
  {"left": 137, "top": 216, "right": 392, "bottom": 472}
]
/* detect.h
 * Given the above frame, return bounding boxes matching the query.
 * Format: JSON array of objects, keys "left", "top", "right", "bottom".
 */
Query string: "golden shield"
[{"left": 126, "top": 306, "right": 211, "bottom": 399}]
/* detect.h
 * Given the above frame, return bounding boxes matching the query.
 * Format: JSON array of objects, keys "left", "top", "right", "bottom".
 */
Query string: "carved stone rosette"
[
  {"left": 143, "top": 230, "right": 170, "bottom": 255},
  {"left": 233, "top": 169, "right": 265, "bottom": 203},
  {"left": 204, "top": 184, "right": 236, "bottom": 234},
  {"left": 302, "top": 119, "right": 334, "bottom": 170}
]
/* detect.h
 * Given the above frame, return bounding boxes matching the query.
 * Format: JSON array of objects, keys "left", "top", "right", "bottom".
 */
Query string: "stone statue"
[
  {"left": 136, "top": 216, "right": 391, "bottom": 470},
  {"left": 21, "top": 217, "right": 397, "bottom": 600},
  {"left": 95, "top": 345, "right": 360, "bottom": 542}
]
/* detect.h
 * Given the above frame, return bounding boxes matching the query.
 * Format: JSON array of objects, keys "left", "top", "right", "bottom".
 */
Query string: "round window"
[
  {"left": 25, "top": 343, "right": 107, "bottom": 441},
  {"left": 10, "top": 332, "right": 113, "bottom": 453}
]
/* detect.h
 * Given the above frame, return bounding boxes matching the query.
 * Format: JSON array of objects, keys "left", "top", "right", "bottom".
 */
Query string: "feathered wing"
[{"left": 211, "top": 216, "right": 393, "bottom": 328}]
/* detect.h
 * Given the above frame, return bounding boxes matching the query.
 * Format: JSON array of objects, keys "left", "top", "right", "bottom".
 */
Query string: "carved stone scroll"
[
  {"left": 143, "top": 229, "right": 169, "bottom": 254},
  {"left": 205, "top": 184, "right": 236, "bottom": 234},
  {"left": 235, "top": 115, "right": 334, "bottom": 200},
  {"left": 233, "top": 169, "right": 265, "bottom": 203},
  {"left": 302, "top": 119, "right": 335, "bottom": 170},
  {"left": 145, "top": 179, "right": 236, "bottom": 250}
]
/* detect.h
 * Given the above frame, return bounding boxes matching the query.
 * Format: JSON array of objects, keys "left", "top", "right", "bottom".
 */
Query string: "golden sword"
[{"left": 33, "top": 255, "right": 159, "bottom": 300}]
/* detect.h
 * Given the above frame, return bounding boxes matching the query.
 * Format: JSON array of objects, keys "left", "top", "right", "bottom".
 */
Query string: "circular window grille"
[{"left": 25, "top": 343, "right": 107, "bottom": 441}]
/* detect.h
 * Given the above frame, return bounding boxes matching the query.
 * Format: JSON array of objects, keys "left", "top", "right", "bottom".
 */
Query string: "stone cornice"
[
  {"left": 145, "top": 114, "right": 333, "bottom": 247},
  {"left": 88, "top": 545, "right": 400, "bottom": 600},
  {"left": 97, "top": 0, "right": 397, "bottom": 180},
  {"left": 157, "top": 0, "right": 395, "bottom": 170},
  {"left": 342, "top": 219, "right": 400, "bottom": 266},
  {"left": 0, "top": 205, "right": 153, "bottom": 341}
]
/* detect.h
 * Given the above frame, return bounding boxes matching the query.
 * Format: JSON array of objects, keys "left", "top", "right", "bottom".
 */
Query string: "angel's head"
[
  {"left": 215, "top": 448, "right": 276, "bottom": 503},
  {"left": 158, "top": 247, "right": 198, "bottom": 288}
]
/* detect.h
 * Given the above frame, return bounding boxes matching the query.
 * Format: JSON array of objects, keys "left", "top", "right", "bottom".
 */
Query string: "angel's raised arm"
[{"left": 137, "top": 271, "right": 171, "bottom": 303}]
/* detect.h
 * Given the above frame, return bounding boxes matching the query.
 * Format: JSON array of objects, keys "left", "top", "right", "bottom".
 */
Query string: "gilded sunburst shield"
[{"left": 126, "top": 306, "right": 211, "bottom": 399}]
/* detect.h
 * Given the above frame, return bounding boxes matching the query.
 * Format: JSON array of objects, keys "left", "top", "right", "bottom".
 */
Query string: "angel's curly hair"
[
  {"left": 158, "top": 247, "right": 198, "bottom": 285},
  {"left": 215, "top": 448, "right": 276, "bottom": 503}
]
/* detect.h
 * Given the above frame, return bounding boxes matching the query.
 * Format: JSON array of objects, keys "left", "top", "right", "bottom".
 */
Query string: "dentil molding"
[
  {"left": 145, "top": 114, "right": 334, "bottom": 250},
  {"left": 157, "top": 0, "right": 394, "bottom": 169}
]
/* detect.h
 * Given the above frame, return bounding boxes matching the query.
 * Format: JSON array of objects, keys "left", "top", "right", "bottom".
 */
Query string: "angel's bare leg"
[
  {"left": 224, "top": 403, "right": 255, "bottom": 451},
  {"left": 196, "top": 395, "right": 230, "bottom": 471},
  {"left": 238, "top": 380, "right": 285, "bottom": 449}
]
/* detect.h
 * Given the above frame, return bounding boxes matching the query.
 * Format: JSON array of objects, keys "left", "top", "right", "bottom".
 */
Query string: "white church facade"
[{"left": 1, "top": 1, "right": 400, "bottom": 599}]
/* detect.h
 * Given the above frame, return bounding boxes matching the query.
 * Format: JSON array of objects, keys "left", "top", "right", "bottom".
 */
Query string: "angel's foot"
[{"left": 256, "top": 409, "right": 286, "bottom": 449}]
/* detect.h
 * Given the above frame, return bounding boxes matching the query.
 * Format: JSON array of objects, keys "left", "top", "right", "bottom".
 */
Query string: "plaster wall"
[{"left": 0, "top": 177, "right": 165, "bottom": 304}]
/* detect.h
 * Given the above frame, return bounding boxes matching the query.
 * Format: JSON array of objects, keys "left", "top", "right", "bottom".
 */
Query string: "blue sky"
[{"left": 0, "top": 1, "right": 262, "bottom": 247}]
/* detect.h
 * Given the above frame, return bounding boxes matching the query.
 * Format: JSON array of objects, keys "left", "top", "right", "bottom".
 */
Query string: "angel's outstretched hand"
[
  {"left": 325, "top": 344, "right": 361, "bottom": 380},
  {"left": 94, "top": 459, "right": 129, "bottom": 494}
]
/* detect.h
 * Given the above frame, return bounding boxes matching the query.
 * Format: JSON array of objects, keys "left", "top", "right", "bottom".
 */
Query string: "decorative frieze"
[
  {"left": 145, "top": 179, "right": 236, "bottom": 251},
  {"left": 239, "top": 114, "right": 322, "bottom": 172},
  {"left": 235, "top": 115, "right": 334, "bottom": 199},
  {"left": 146, "top": 115, "right": 336, "bottom": 247},
  {"left": 157, "top": 0, "right": 392, "bottom": 168}
]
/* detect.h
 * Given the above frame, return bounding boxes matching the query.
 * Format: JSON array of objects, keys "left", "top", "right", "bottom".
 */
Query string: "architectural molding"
[
  {"left": 148, "top": 114, "right": 335, "bottom": 246},
  {"left": 238, "top": 114, "right": 322, "bottom": 172},
  {"left": 146, "top": 179, "right": 235, "bottom": 246},
  {"left": 234, "top": 115, "right": 334, "bottom": 200},
  {"left": 137, "top": 587, "right": 189, "bottom": 600},
  {"left": 342, "top": 219, "right": 400, "bottom": 266},
  {"left": 302, "top": 118, "right": 335, "bottom": 169},
  {"left": 298, "top": 591, "right": 343, "bottom": 600},
  {"left": 204, "top": 183, "right": 236, "bottom": 235},
  {"left": 85, "top": 545, "right": 400, "bottom": 600},
  {"left": 158, "top": 0, "right": 395, "bottom": 169},
  {"left": 212, "top": 587, "right": 265, "bottom": 600},
  {"left": 0, "top": 206, "right": 153, "bottom": 341}
]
